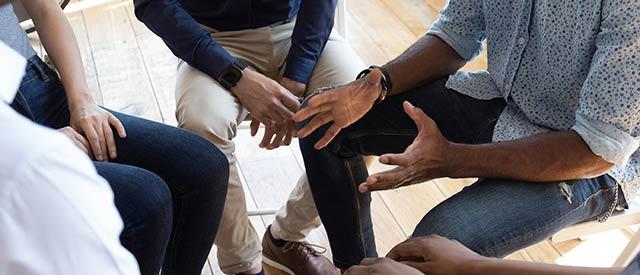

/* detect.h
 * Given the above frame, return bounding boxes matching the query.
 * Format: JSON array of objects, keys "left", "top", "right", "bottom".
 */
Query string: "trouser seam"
[{"left": 344, "top": 158, "right": 368, "bottom": 262}]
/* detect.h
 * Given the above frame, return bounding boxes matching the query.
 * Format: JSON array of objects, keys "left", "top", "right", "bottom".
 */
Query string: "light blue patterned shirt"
[{"left": 428, "top": 0, "right": 640, "bottom": 199}]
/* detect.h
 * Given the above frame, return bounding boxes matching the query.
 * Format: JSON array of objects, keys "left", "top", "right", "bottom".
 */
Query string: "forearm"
[
  {"left": 445, "top": 131, "right": 614, "bottom": 182},
  {"left": 26, "top": 0, "right": 92, "bottom": 107},
  {"left": 471, "top": 258, "right": 621, "bottom": 275},
  {"left": 382, "top": 34, "right": 466, "bottom": 94}
]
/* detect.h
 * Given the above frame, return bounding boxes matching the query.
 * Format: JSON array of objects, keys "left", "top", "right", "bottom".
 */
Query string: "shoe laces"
[{"left": 282, "top": 241, "right": 327, "bottom": 257}]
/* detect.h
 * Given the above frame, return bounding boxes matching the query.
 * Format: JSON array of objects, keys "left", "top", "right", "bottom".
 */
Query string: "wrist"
[
  {"left": 439, "top": 142, "right": 468, "bottom": 178},
  {"left": 464, "top": 257, "right": 495, "bottom": 275},
  {"left": 67, "top": 91, "right": 95, "bottom": 111}
]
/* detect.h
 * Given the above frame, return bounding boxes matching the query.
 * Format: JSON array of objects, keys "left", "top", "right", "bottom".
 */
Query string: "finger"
[
  {"left": 81, "top": 122, "right": 104, "bottom": 161},
  {"left": 94, "top": 121, "right": 109, "bottom": 162},
  {"left": 103, "top": 121, "right": 118, "bottom": 159},
  {"left": 387, "top": 242, "right": 428, "bottom": 261},
  {"left": 292, "top": 103, "right": 332, "bottom": 122},
  {"left": 403, "top": 101, "right": 435, "bottom": 133},
  {"left": 72, "top": 131, "right": 92, "bottom": 156},
  {"left": 260, "top": 126, "right": 276, "bottom": 148},
  {"left": 280, "top": 92, "right": 302, "bottom": 112},
  {"left": 401, "top": 261, "right": 431, "bottom": 271},
  {"left": 268, "top": 125, "right": 287, "bottom": 149},
  {"left": 343, "top": 265, "right": 369, "bottom": 275},
  {"left": 297, "top": 112, "right": 334, "bottom": 139},
  {"left": 307, "top": 89, "right": 339, "bottom": 108},
  {"left": 360, "top": 167, "right": 410, "bottom": 192},
  {"left": 250, "top": 118, "right": 260, "bottom": 137},
  {"left": 272, "top": 101, "right": 295, "bottom": 124},
  {"left": 379, "top": 152, "right": 412, "bottom": 166},
  {"left": 108, "top": 113, "right": 127, "bottom": 138},
  {"left": 360, "top": 258, "right": 385, "bottom": 266},
  {"left": 71, "top": 139, "right": 89, "bottom": 155},
  {"left": 314, "top": 123, "right": 342, "bottom": 149},
  {"left": 283, "top": 124, "right": 294, "bottom": 146}
]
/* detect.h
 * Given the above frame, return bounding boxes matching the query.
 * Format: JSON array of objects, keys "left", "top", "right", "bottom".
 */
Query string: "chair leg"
[{"left": 614, "top": 230, "right": 640, "bottom": 267}]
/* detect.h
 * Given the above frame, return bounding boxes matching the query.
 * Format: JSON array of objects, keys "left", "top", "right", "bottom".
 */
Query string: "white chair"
[{"left": 551, "top": 200, "right": 640, "bottom": 267}]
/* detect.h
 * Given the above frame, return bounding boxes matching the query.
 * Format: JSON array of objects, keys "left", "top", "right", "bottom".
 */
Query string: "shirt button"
[{"left": 517, "top": 37, "right": 527, "bottom": 45}]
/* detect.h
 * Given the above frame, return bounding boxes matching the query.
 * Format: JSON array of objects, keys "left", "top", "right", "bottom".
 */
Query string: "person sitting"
[
  {"left": 293, "top": 0, "right": 640, "bottom": 270},
  {"left": 345, "top": 235, "right": 639, "bottom": 275},
  {"left": 1, "top": 0, "right": 229, "bottom": 274},
  {"left": 133, "top": 0, "right": 366, "bottom": 273},
  {"left": 0, "top": 40, "right": 139, "bottom": 275}
]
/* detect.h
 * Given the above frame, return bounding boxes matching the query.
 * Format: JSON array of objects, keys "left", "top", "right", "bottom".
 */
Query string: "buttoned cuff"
[
  {"left": 283, "top": 56, "right": 316, "bottom": 85},
  {"left": 571, "top": 113, "right": 640, "bottom": 168},
  {"left": 427, "top": 23, "right": 482, "bottom": 61}
]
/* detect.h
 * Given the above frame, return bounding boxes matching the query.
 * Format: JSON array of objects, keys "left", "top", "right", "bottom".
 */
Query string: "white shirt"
[{"left": 0, "top": 42, "right": 140, "bottom": 275}]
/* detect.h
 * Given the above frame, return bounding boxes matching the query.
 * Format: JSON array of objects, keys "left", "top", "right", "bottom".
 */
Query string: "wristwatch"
[
  {"left": 218, "top": 59, "right": 248, "bottom": 91},
  {"left": 356, "top": 65, "right": 393, "bottom": 104}
]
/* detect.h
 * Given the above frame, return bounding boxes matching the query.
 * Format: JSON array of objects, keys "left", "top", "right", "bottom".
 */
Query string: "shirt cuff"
[
  {"left": 193, "top": 40, "right": 237, "bottom": 80},
  {"left": 427, "top": 23, "right": 482, "bottom": 61},
  {"left": 571, "top": 112, "right": 640, "bottom": 168},
  {"left": 283, "top": 56, "right": 316, "bottom": 84}
]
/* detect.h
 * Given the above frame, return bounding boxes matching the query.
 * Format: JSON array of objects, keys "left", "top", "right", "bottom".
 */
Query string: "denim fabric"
[
  {"left": 11, "top": 56, "right": 229, "bottom": 275},
  {"left": 622, "top": 253, "right": 640, "bottom": 275},
  {"left": 299, "top": 78, "right": 624, "bottom": 268}
]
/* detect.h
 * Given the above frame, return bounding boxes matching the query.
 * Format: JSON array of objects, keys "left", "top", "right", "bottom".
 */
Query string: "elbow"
[{"left": 579, "top": 155, "right": 615, "bottom": 179}]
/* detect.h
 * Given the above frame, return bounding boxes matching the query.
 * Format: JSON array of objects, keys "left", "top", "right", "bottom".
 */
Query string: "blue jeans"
[
  {"left": 299, "top": 77, "right": 626, "bottom": 268},
  {"left": 11, "top": 56, "right": 229, "bottom": 275}
]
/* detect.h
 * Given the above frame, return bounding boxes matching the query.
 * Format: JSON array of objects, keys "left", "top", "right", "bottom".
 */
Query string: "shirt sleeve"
[
  {"left": 571, "top": 0, "right": 640, "bottom": 168},
  {"left": 283, "top": 0, "right": 338, "bottom": 84},
  {"left": 426, "top": 0, "right": 486, "bottom": 61},
  {"left": 133, "top": 0, "right": 235, "bottom": 80}
]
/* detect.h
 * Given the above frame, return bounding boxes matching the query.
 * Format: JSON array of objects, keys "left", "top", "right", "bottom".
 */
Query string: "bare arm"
[
  {"left": 383, "top": 34, "right": 466, "bottom": 95},
  {"left": 471, "top": 258, "right": 620, "bottom": 275},
  {"left": 446, "top": 131, "right": 614, "bottom": 182},
  {"left": 21, "top": 0, "right": 126, "bottom": 162},
  {"left": 21, "top": 0, "right": 91, "bottom": 106}
]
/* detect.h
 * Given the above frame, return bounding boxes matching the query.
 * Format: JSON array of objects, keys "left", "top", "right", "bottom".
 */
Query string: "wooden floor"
[{"left": 28, "top": 0, "right": 638, "bottom": 274}]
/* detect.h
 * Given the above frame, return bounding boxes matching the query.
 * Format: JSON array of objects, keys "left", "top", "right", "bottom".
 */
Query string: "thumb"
[{"left": 403, "top": 101, "right": 435, "bottom": 134}]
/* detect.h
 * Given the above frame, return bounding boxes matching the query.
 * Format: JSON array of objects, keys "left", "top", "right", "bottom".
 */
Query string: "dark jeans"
[
  {"left": 300, "top": 77, "right": 624, "bottom": 268},
  {"left": 11, "top": 56, "right": 229, "bottom": 275}
]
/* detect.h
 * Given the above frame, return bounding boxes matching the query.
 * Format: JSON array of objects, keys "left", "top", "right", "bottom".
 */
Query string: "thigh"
[
  {"left": 106, "top": 110, "right": 227, "bottom": 195},
  {"left": 305, "top": 32, "right": 365, "bottom": 94},
  {"left": 95, "top": 161, "right": 172, "bottom": 231},
  {"left": 412, "top": 176, "right": 618, "bottom": 257},
  {"left": 328, "top": 79, "right": 506, "bottom": 157},
  {"left": 175, "top": 61, "right": 246, "bottom": 145}
]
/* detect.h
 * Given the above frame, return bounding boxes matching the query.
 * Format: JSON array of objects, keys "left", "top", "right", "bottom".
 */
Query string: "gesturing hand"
[
  {"left": 386, "top": 235, "right": 485, "bottom": 275},
  {"left": 232, "top": 69, "right": 301, "bottom": 127},
  {"left": 69, "top": 100, "right": 126, "bottom": 161},
  {"left": 344, "top": 258, "right": 423, "bottom": 275},
  {"left": 358, "top": 101, "right": 451, "bottom": 192},
  {"left": 293, "top": 69, "right": 384, "bottom": 149}
]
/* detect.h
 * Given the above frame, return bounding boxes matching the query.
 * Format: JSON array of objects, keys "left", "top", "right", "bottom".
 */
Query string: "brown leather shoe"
[{"left": 262, "top": 226, "right": 340, "bottom": 275}]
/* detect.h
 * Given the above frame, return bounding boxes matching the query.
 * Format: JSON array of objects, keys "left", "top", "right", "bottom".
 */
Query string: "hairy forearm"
[
  {"left": 469, "top": 258, "right": 621, "bottom": 275},
  {"left": 382, "top": 34, "right": 466, "bottom": 94},
  {"left": 445, "top": 131, "right": 614, "bottom": 182},
  {"left": 25, "top": 0, "right": 93, "bottom": 107}
]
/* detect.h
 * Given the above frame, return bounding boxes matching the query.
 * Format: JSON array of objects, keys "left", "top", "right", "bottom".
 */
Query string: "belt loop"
[{"left": 28, "top": 57, "right": 51, "bottom": 82}]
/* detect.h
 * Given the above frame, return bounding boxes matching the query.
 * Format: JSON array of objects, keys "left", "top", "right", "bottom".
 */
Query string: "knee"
[
  {"left": 177, "top": 105, "right": 237, "bottom": 146},
  {"left": 137, "top": 171, "right": 173, "bottom": 227},
  {"left": 411, "top": 206, "right": 493, "bottom": 256},
  {"left": 174, "top": 131, "right": 230, "bottom": 198}
]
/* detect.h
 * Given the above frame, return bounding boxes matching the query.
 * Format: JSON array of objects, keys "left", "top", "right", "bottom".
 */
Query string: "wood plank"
[
  {"left": 67, "top": 11, "right": 103, "bottom": 105},
  {"left": 82, "top": 0, "right": 162, "bottom": 120},
  {"left": 124, "top": 2, "right": 179, "bottom": 125}
]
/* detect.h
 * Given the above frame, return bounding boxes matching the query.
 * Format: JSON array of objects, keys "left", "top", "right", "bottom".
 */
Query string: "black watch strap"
[
  {"left": 218, "top": 59, "right": 248, "bottom": 90},
  {"left": 356, "top": 65, "right": 393, "bottom": 103}
]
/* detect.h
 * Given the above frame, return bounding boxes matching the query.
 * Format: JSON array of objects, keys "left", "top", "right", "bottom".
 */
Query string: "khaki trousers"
[{"left": 174, "top": 21, "right": 365, "bottom": 274}]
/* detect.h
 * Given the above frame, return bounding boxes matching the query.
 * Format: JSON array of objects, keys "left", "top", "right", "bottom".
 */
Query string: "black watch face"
[{"left": 222, "top": 67, "right": 243, "bottom": 88}]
